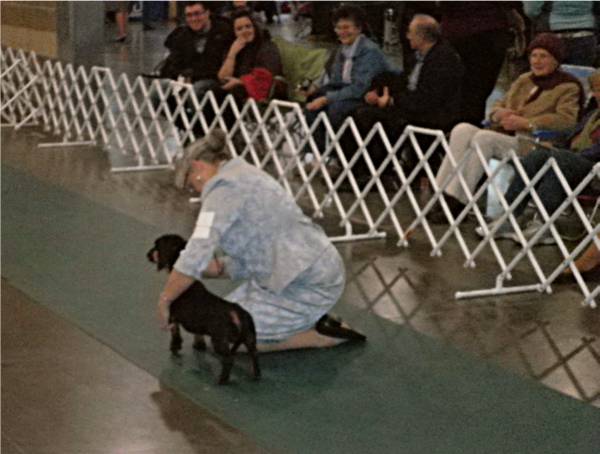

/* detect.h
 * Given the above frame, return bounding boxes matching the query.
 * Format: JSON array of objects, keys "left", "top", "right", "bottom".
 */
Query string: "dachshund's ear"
[{"left": 156, "top": 248, "right": 170, "bottom": 271}]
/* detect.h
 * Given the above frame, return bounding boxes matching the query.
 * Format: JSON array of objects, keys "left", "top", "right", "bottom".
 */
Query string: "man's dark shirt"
[
  {"left": 396, "top": 40, "right": 464, "bottom": 131},
  {"left": 160, "top": 18, "right": 234, "bottom": 82},
  {"left": 371, "top": 40, "right": 464, "bottom": 131}
]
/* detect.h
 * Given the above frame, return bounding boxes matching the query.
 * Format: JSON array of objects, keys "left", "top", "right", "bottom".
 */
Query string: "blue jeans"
[
  {"left": 303, "top": 88, "right": 362, "bottom": 154},
  {"left": 505, "top": 148, "right": 595, "bottom": 217}
]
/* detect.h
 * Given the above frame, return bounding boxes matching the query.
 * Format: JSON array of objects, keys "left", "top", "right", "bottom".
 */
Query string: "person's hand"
[
  {"left": 228, "top": 37, "right": 247, "bottom": 57},
  {"left": 492, "top": 108, "right": 519, "bottom": 122},
  {"left": 297, "top": 84, "right": 317, "bottom": 99},
  {"left": 202, "top": 258, "right": 225, "bottom": 278},
  {"left": 364, "top": 89, "right": 379, "bottom": 105},
  {"left": 157, "top": 295, "right": 173, "bottom": 331},
  {"left": 306, "top": 96, "right": 328, "bottom": 111},
  {"left": 221, "top": 77, "right": 242, "bottom": 91},
  {"left": 376, "top": 86, "right": 390, "bottom": 109},
  {"left": 500, "top": 114, "right": 530, "bottom": 132}
]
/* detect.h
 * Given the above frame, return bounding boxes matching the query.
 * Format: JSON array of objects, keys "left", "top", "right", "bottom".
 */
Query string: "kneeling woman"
[
  {"left": 216, "top": 9, "right": 282, "bottom": 103},
  {"left": 157, "top": 129, "right": 362, "bottom": 351}
]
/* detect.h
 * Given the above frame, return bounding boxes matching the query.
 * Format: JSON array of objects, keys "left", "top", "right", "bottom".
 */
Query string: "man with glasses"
[
  {"left": 154, "top": 2, "right": 233, "bottom": 138},
  {"left": 160, "top": 2, "right": 233, "bottom": 87}
]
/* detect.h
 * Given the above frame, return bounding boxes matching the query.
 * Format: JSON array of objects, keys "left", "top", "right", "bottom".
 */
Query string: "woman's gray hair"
[{"left": 173, "top": 128, "right": 231, "bottom": 189}]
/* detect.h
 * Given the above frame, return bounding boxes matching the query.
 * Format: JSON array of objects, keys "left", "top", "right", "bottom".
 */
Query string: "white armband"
[{"left": 192, "top": 211, "right": 215, "bottom": 239}]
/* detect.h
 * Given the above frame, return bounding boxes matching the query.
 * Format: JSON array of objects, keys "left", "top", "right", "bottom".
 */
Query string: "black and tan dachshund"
[{"left": 147, "top": 234, "right": 260, "bottom": 385}]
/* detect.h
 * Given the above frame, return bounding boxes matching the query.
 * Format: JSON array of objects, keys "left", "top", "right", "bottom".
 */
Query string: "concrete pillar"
[
  {"left": 1, "top": 1, "right": 104, "bottom": 67},
  {"left": 56, "top": 1, "right": 105, "bottom": 67}
]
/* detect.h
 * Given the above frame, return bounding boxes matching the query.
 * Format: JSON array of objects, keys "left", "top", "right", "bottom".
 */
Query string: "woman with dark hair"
[
  {"left": 303, "top": 5, "right": 392, "bottom": 133},
  {"left": 216, "top": 9, "right": 282, "bottom": 102}
]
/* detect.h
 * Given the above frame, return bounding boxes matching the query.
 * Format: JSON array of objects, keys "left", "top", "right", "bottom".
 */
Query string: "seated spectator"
[
  {"left": 151, "top": 1, "right": 233, "bottom": 138},
  {"left": 430, "top": 33, "right": 584, "bottom": 224},
  {"left": 159, "top": 2, "right": 233, "bottom": 92},
  {"left": 349, "top": 14, "right": 463, "bottom": 183},
  {"left": 477, "top": 69, "right": 600, "bottom": 244},
  {"left": 303, "top": 5, "right": 392, "bottom": 150},
  {"left": 215, "top": 9, "right": 283, "bottom": 103}
]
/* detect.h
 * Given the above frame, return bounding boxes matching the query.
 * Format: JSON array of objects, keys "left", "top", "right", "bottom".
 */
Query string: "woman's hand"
[
  {"left": 229, "top": 37, "right": 247, "bottom": 57},
  {"left": 306, "top": 96, "right": 328, "bottom": 111},
  {"left": 500, "top": 114, "right": 530, "bottom": 132},
  {"left": 364, "top": 89, "right": 379, "bottom": 105},
  {"left": 492, "top": 108, "right": 519, "bottom": 122},
  {"left": 221, "top": 77, "right": 242, "bottom": 91},
  {"left": 376, "top": 86, "right": 390, "bottom": 109},
  {"left": 157, "top": 270, "right": 194, "bottom": 330},
  {"left": 297, "top": 84, "right": 317, "bottom": 99},
  {"left": 157, "top": 294, "right": 173, "bottom": 331},
  {"left": 202, "top": 258, "right": 225, "bottom": 278}
]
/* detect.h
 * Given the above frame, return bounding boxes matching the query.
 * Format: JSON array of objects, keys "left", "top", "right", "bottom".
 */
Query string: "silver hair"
[{"left": 185, "top": 128, "right": 231, "bottom": 164}]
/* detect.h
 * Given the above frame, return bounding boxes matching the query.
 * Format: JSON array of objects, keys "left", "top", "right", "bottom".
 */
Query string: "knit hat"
[
  {"left": 173, "top": 129, "right": 230, "bottom": 190},
  {"left": 527, "top": 33, "right": 565, "bottom": 63}
]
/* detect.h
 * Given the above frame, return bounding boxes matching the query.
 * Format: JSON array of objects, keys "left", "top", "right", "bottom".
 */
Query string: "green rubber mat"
[{"left": 2, "top": 164, "right": 599, "bottom": 454}]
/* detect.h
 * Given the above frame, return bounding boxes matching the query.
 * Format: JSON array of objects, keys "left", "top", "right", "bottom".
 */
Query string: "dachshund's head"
[{"left": 147, "top": 234, "right": 187, "bottom": 272}]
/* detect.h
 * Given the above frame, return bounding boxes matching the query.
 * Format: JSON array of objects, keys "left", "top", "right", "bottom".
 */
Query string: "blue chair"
[{"left": 531, "top": 64, "right": 596, "bottom": 144}]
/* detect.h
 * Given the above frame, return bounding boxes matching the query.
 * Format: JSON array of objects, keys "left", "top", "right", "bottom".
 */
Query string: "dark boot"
[{"left": 428, "top": 193, "right": 466, "bottom": 225}]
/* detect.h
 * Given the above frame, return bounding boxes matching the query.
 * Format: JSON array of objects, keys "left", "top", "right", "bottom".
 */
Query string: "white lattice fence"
[
  {"left": 421, "top": 138, "right": 600, "bottom": 308},
  {"left": 0, "top": 48, "right": 42, "bottom": 129},
  {"left": 2, "top": 46, "right": 597, "bottom": 307}
]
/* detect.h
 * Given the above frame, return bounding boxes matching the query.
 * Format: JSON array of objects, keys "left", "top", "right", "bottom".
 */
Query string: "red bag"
[{"left": 240, "top": 67, "right": 274, "bottom": 102}]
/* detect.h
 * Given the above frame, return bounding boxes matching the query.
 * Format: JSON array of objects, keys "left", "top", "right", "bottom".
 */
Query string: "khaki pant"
[{"left": 436, "top": 123, "right": 519, "bottom": 205}]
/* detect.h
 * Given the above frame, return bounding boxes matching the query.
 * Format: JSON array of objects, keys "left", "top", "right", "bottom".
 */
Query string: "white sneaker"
[
  {"left": 521, "top": 218, "right": 556, "bottom": 245},
  {"left": 475, "top": 218, "right": 520, "bottom": 242}
]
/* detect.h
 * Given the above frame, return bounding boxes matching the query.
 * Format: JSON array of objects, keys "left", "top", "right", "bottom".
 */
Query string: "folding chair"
[{"left": 272, "top": 37, "right": 330, "bottom": 103}]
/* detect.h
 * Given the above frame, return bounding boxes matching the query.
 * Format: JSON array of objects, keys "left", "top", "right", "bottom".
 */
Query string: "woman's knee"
[
  {"left": 472, "top": 129, "right": 504, "bottom": 147},
  {"left": 450, "top": 122, "right": 480, "bottom": 142}
]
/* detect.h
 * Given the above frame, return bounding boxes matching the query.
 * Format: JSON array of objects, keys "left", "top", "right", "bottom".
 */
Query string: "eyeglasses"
[{"left": 185, "top": 10, "right": 208, "bottom": 18}]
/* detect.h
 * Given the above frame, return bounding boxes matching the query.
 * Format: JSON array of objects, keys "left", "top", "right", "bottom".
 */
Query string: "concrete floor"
[
  {"left": 2, "top": 13, "right": 599, "bottom": 454},
  {"left": 1, "top": 280, "right": 267, "bottom": 454}
]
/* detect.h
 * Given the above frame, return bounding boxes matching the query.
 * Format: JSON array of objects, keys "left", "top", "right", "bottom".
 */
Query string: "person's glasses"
[{"left": 186, "top": 10, "right": 207, "bottom": 18}]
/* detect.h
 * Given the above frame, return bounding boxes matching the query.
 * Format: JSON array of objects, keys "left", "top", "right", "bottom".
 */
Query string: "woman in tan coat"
[{"left": 430, "top": 33, "right": 584, "bottom": 224}]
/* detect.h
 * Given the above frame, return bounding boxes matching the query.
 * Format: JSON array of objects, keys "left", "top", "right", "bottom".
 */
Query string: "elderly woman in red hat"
[{"left": 430, "top": 33, "right": 585, "bottom": 224}]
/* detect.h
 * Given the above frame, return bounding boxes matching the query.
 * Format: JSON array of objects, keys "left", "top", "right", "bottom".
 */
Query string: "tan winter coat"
[{"left": 490, "top": 71, "right": 581, "bottom": 132}]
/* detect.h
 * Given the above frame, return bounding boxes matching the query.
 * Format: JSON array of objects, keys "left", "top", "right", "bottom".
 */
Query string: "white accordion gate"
[{"left": 1, "top": 46, "right": 598, "bottom": 308}]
